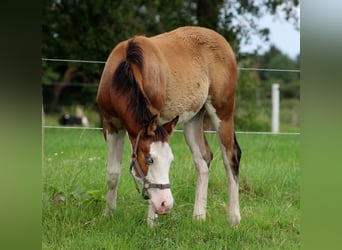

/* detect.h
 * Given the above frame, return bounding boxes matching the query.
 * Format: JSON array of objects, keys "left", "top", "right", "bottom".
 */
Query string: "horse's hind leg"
[
  {"left": 206, "top": 103, "right": 241, "bottom": 226},
  {"left": 184, "top": 109, "right": 213, "bottom": 220},
  {"left": 224, "top": 130, "right": 241, "bottom": 226},
  {"left": 219, "top": 119, "right": 241, "bottom": 225},
  {"left": 102, "top": 121, "right": 125, "bottom": 216}
]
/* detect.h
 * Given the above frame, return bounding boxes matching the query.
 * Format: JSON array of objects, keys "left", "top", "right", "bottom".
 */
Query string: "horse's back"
[
  {"left": 97, "top": 26, "right": 238, "bottom": 127},
  {"left": 150, "top": 27, "right": 238, "bottom": 122}
]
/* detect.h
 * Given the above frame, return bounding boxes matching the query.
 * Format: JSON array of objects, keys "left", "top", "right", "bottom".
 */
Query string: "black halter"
[{"left": 129, "top": 129, "right": 171, "bottom": 200}]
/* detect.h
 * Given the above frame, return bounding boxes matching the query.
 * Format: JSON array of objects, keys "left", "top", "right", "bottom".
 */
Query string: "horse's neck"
[{"left": 121, "top": 117, "right": 142, "bottom": 138}]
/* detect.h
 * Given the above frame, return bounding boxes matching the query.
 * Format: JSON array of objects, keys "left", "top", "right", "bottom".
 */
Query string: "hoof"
[
  {"left": 228, "top": 211, "right": 241, "bottom": 227},
  {"left": 193, "top": 213, "right": 206, "bottom": 221},
  {"left": 147, "top": 213, "right": 159, "bottom": 228},
  {"left": 104, "top": 207, "right": 113, "bottom": 217}
]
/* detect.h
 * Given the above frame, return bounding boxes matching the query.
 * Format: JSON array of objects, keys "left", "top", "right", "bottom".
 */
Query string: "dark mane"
[
  {"left": 113, "top": 39, "right": 153, "bottom": 125},
  {"left": 112, "top": 39, "right": 168, "bottom": 142}
]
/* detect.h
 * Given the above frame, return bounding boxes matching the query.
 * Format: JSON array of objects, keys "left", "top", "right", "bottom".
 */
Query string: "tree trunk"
[{"left": 51, "top": 67, "right": 76, "bottom": 108}]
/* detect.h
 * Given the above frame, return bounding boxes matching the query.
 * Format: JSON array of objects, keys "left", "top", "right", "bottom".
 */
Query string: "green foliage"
[
  {"left": 265, "top": 55, "right": 299, "bottom": 83},
  {"left": 42, "top": 129, "right": 299, "bottom": 249},
  {"left": 41, "top": 61, "right": 59, "bottom": 84},
  {"left": 235, "top": 57, "right": 269, "bottom": 131},
  {"left": 234, "top": 46, "right": 300, "bottom": 132},
  {"left": 42, "top": 0, "right": 300, "bottom": 131},
  {"left": 42, "top": 0, "right": 299, "bottom": 82}
]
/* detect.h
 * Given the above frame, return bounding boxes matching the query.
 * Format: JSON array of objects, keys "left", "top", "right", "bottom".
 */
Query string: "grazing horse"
[{"left": 96, "top": 26, "right": 242, "bottom": 227}]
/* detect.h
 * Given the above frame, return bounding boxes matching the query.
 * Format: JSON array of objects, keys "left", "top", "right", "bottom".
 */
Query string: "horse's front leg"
[
  {"left": 147, "top": 203, "right": 158, "bottom": 227},
  {"left": 184, "top": 114, "right": 212, "bottom": 220},
  {"left": 104, "top": 129, "right": 125, "bottom": 216}
]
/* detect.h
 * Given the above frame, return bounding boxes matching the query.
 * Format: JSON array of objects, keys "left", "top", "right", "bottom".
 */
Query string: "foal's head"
[{"left": 129, "top": 115, "right": 179, "bottom": 215}]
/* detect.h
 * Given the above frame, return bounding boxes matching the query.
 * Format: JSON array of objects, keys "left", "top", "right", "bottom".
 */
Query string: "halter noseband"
[{"left": 129, "top": 129, "right": 171, "bottom": 200}]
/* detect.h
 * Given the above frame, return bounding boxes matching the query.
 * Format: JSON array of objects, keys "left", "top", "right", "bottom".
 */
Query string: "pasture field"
[{"left": 42, "top": 128, "right": 299, "bottom": 249}]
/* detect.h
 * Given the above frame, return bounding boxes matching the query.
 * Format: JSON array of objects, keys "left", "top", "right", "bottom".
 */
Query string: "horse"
[{"left": 96, "top": 26, "right": 242, "bottom": 227}]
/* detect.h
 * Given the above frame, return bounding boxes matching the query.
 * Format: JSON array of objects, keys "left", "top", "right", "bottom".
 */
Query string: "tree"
[
  {"left": 196, "top": 0, "right": 223, "bottom": 29},
  {"left": 42, "top": 0, "right": 141, "bottom": 109},
  {"left": 254, "top": 45, "right": 300, "bottom": 99},
  {"left": 42, "top": 0, "right": 299, "bottom": 110}
]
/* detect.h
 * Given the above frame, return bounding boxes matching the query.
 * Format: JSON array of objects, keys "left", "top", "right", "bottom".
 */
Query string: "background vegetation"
[
  {"left": 42, "top": 0, "right": 300, "bottom": 132},
  {"left": 43, "top": 129, "right": 299, "bottom": 249},
  {"left": 42, "top": 2, "right": 300, "bottom": 248}
]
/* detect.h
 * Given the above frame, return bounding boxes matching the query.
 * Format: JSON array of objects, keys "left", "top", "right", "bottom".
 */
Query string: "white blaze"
[
  {"left": 147, "top": 141, "right": 174, "bottom": 214},
  {"left": 147, "top": 142, "right": 174, "bottom": 184}
]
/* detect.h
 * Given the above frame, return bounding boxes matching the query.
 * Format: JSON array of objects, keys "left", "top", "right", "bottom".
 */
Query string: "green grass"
[{"left": 42, "top": 129, "right": 299, "bottom": 249}]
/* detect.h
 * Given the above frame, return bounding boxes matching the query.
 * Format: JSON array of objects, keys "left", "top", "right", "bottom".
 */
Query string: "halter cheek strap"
[{"left": 129, "top": 130, "right": 171, "bottom": 200}]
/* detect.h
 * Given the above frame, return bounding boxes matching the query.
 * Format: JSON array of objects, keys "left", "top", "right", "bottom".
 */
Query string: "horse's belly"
[{"left": 160, "top": 78, "right": 209, "bottom": 124}]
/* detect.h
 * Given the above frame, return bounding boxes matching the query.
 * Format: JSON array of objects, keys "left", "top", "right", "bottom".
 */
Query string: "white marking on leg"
[
  {"left": 184, "top": 121, "right": 209, "bottom": 220},
  {"left": 220, "top": 142, "right": 241, "bottom": 226},
  {"left": 193, "top": 155, "right": 210, "bottom": 220},
  {"left": 104, "top": 130, "right": 125, "bottom": 216},
  {"left": 206, "top": 101, "right": 241, "bottom": 226},
  {"left": 147, "top": 203, "right": 159, "bottom": 228}
]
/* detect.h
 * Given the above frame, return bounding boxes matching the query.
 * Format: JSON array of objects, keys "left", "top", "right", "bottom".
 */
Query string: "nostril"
[{"left": 161, "top": 201, "right": 166, "bottom": 208}]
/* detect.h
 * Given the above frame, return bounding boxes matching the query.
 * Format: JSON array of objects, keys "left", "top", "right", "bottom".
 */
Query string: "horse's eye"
[{"left": 145, "top": 156, "right": 154, "bottom": 165}]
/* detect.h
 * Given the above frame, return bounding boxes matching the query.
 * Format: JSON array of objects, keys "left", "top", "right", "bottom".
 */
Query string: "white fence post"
[{"left": 272, "top": 83, "right": 280, "bottom": 133}]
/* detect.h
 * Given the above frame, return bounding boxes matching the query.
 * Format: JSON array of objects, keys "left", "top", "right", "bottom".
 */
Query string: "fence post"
[{"left": 272, "top": 83, "right": 280, "bottom": 133}]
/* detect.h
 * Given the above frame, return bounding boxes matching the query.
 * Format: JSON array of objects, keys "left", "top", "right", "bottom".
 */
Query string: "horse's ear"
[
  {"left": 146, "top": 114, "right": 159, "bottom": 137},
  {"left": 162, "top": 116, "right": 179, "bottom": 135}
]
